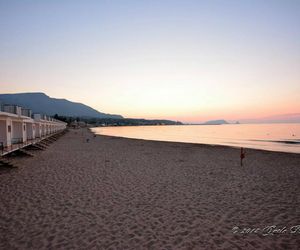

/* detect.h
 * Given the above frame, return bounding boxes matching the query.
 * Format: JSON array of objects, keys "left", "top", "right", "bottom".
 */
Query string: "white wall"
[
  {"left": 26, "top": 123, "right": 35, "bottom": 140},
  {"left": 12, "top": 121, "right": 24, "bottom": 143},
  {"left": 23, "top": 123, "right": 27, "bottom": 142},
  {"left": 35, "top": 123, "right": 41, "bottom": 138},
  {"left": 41, "top": 124, "right": 46, "bottom": 136},
  {"left": 0, "top": 118, "right": 13, "bottom": 147},
  {"left": 0, "top": 120, "right": 6, "bottom": 147},
  {"left": 7, "top": 119, "right": 12, "bottom": 146}
]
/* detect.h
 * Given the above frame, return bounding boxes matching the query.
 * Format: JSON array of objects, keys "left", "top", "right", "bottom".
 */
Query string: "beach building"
[{"left": 0, "top": 104, "right": 67, "bottom": 156}]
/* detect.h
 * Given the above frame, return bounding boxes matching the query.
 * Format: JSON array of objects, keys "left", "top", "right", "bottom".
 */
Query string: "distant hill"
[
  {"left": 202, "top": 119, "right": 229, "bottom": 125},
  {"left": 0, "top": 92, "right": 123, "bottom": 119},
  {"left": 238, "top": 113, "right": 300, "bottom": 124}
]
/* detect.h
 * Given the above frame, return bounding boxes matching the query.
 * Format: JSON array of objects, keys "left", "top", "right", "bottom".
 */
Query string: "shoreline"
[
  {"left": 91, "top": 131, "right": 300, "bottom": 156},
  {"left": 91, "top": 123, "right": 300, "bottom": 154},
  {"left": 1, "top": 128, "right": 299, "bottom": 249}
]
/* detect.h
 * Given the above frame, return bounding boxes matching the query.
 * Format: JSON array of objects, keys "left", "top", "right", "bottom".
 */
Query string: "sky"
[{"left": 0, "top": 0, "right": 299, "bottom": 123}]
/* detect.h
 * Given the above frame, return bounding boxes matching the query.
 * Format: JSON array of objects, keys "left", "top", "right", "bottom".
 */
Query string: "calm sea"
[{"left": 91, "top": 124, "right": 300, "bottom": 154}]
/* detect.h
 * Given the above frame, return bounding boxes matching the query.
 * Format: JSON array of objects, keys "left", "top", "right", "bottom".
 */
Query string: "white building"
[{"left": 0, "top": 104, "right": 67, "bottom": 154}]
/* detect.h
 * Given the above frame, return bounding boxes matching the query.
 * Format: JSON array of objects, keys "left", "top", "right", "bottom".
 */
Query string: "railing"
[
  {"left": 11, "top": 138, "right": 23, "bottom": 144},
  {"left": 1, "top": 129, "right": 66, "bottom": 157},
  {"left": 2, "top": 105, "right": 19, "bottom": 115},
  {"left": 21, "top": 108, "right": 32, "bottom": 117}
]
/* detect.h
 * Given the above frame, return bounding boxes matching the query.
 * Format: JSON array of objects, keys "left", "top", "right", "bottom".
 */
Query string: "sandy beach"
[{"left": 0, "top": 128, "right": 299, "bottom": 249}]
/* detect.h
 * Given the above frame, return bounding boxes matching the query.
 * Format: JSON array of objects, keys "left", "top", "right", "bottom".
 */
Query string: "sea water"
[{"left": 91, "top": 124, "right": 300, "bottom": 154}]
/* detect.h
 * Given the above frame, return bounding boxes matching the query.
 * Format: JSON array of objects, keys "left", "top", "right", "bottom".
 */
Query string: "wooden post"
[{"left": 240, "top": 147, "right": 245, "bottom": 166}]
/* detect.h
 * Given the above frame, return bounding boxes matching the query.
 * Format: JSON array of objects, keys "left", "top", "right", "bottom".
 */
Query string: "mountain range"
[
  {"left": 202, "top": 119, "right": 229, "bottom": 125},
  {"left": 0, "top": 92, "right": 123, "bottom": 119}
]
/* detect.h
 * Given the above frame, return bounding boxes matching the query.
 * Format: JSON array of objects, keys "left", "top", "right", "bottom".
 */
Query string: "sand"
[{"left": 0, "top": 128, "right": 299, "bottom": 249}]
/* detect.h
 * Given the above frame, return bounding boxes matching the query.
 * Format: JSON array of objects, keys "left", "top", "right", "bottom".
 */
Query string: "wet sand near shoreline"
[{"left": 0, "top": 128, "right": 299, "bottom": 249}]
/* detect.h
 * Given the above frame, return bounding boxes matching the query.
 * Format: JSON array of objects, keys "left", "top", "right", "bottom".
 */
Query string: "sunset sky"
[{"left": 0, "top": 0, "right": 299, "bottom": 122}]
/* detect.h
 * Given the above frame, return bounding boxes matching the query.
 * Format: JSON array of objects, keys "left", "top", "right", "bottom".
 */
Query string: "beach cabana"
[
  {"left": 11, "top": 119, "right": 26, "bottom": 144},
  {"left": 0, "top": 116, "right": 13, "bottom": 148},
  {"left": 1, "top": 106, "right": 67, "bottom": 156},
  {"left": 0, "top": 105, "right": 26, "bottom": 144},
  {"left": 35, "top": 123, "right": 42, "bottom": 138},
  {"left": 25, "top": 120, "right": 36, "bottom": 140},
  {"left": 0, "top": 106, "right": 25, "bottom": 150}
]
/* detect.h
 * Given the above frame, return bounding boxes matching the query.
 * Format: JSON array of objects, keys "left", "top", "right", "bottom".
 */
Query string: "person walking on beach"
[{"left": 240, "top": 147, "right": 245, "bottom": 166}]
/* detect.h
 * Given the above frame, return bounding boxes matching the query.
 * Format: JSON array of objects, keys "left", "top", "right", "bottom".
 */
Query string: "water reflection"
[{"left": 91, "top": 124, "right": 300, "bottom": 153}]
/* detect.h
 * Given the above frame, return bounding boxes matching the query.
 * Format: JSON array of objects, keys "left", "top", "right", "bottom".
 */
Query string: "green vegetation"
[{"left": 53, "top": 114, "right": 182, "bottom": 126}]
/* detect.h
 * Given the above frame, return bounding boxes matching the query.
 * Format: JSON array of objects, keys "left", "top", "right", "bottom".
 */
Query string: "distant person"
[{"left": 240, "top": 148, "right": 245, "bottom": 166}]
